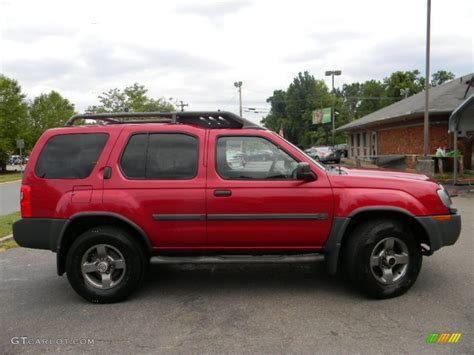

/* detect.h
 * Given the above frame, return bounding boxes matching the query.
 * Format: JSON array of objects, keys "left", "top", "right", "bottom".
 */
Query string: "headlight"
[{"left": 437, "top": 185, "right": 454, "bottom": 211}]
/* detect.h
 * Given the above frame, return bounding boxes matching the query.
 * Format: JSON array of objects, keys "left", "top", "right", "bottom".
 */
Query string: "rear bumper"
[
  {"left": 13, "top": 218, "right": 67, "bottom": 252},
  {"left": 415, "top": 214, "right": 462, "bottom": 251}
]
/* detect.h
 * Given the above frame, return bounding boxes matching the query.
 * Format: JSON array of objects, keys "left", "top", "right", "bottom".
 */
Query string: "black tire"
[
  {"left": 66, "top": 225, "right": 146, "bottom": 303},
  {"left": 342, "top": 219, "right": 422, "bottom": 299}
]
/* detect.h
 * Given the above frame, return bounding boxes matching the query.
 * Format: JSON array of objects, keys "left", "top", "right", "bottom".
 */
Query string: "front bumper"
[
  {"left": 13, "top": 218, "right": 67, "bottom": 252},
  {"left": 415, "top": 213, "right": 461, "bottom": 251}
]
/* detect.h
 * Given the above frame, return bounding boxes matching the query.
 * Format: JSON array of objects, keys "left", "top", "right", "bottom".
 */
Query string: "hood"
[
  {"left": 338, "top": 168, "right": 430, "bottom": 181},
  {"left": 326, "top": 166, "right": 437, "bottom": 190}
]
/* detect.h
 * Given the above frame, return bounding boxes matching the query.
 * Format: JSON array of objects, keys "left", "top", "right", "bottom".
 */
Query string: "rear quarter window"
[{"left": 35, "top": 133, "right": 109, "bottom": 179}]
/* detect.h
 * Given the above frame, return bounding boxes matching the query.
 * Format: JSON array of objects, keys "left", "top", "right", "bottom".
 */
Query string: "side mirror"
[{"left": 295, "top": 162, "right": 316, "bottom": 182}]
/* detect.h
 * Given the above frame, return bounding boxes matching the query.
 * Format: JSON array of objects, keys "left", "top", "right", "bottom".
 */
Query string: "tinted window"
[
  {"left": 216, "top": 136, "right": 298, "bottom": 180},
  {"left": 35, "top": 133, "right": 108, "bottom": 179},
  {"left": 121, "top": 133, "right": 198, "bottom": 179}
]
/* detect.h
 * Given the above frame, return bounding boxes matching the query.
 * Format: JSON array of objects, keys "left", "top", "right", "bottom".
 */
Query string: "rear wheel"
[
  {"left": 343, "top": 219, "right": 422, "bottom": 299},
  {"left": 66, "top": 226, "right": 145, "bottom": 303}
]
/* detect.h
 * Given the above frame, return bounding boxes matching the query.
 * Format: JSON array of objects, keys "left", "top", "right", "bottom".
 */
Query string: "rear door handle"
[{"left": 214, "top": 190, "right": 232, "bottom": 197}]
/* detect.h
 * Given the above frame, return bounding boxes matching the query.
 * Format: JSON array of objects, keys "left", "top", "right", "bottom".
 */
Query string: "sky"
[{"left": 0, "top": 0, "right": 472, "bottom": 124}]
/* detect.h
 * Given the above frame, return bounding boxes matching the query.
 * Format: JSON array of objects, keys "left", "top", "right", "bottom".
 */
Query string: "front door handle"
[{"left": 214, "top": 190, "right": 232, "bottom": 197}]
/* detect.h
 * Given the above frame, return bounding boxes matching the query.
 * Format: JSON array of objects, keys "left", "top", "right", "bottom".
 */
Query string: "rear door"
[
  {"left": 103, "top": 125, "right": 207, "bottom": 250},
  {"left": 206, "top": 130, "right": 334, "bottom": 250}
]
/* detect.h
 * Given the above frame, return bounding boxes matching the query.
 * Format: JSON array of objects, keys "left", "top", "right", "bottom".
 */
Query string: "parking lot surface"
[
  {"left": 0, "top": 195, "right": 472, "bottom": 354},
  {"left": 0, "top": 181, "right": 20, "bottom": 216}
]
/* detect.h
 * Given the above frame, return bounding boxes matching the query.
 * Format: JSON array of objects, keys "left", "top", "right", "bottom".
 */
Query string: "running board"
[{"left": 150, "top": 253, "right": 324, "bottom": 264}]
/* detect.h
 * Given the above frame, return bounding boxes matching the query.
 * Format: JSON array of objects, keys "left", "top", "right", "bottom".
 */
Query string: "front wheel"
[
  {"left": 343, "top": 219, "right": 422, "bottom": 299},
  {"left": 66, "top": 226, "right": 145, "bottom": 303}
]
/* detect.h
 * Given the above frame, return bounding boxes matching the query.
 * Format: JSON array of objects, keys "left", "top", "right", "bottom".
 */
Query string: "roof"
[
  {"left": 336, "top": 73, "right": 474, "bottom": 132},
  {"left": 65, "top": 111, "right": 264, "bottom": 130},
  {"left": 449, "top": 94, "right": 474, "bottom": 133}
]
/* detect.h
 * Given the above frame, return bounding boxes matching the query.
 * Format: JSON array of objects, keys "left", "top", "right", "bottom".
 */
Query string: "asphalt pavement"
[
  {"left": 0, "top": 180, "right": 21, "bottom": 216},
  {"left": 0, "top": 195, "right": 472, "bottom": 354}
]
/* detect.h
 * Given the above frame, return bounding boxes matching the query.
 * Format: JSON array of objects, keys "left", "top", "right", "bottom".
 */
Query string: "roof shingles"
[{"left": 337, "top": 73, "right": 474, "bottom": 131}]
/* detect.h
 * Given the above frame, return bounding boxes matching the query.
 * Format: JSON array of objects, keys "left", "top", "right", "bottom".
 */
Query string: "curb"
[
  {"left": 0, "top": 179, "right": 21, "bottom": 185},
  {"left": 0, "top": 234, "right": 13, "bottom": 243}
]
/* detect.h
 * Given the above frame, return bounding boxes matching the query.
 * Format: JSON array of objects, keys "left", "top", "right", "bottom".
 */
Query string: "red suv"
[{"left": 13, "top": 111, "right": 461, "bottom": 303}]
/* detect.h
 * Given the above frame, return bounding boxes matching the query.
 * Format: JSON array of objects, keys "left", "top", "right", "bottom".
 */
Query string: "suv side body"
[{"left": 13, "top": 112, "right": 461, "bottom": 302}]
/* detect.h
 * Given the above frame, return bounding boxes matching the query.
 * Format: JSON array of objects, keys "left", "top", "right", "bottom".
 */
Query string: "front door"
[{"left": 206, "top": 131, "right": 334, "bottom": 250}]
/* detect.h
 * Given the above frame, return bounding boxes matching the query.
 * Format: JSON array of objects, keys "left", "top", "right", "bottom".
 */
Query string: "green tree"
[
  {"left": 0, "top": 75, "right": 28, "bottom": 172},
  {"left": 261, "top": 89, "right": 287, "bottom": 132},
  {"left": 27, "top": 91, "right": 75, "bottom": 149},
  {"left": 87, "top": 83, "right": 174, "bottom": 113},
  {"left": 432, "top": 70, "right": 455, "bottom": 86},
  {"left": 383, "top": 70, "right": 424, "bottom": 101},
  {"left": 284, "top": 71, "right": 332, "bottom": 145},
  {"left": 338, "top": 82, "right": 361, "bottom": 120},
  {"left": 357, "top": 80, "right": 390, "bottom": 117}
]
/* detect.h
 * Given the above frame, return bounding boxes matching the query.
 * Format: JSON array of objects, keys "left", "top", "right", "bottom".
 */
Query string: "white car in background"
[{"left": 305, "top": 146, "right": 341, "bottom": 163}]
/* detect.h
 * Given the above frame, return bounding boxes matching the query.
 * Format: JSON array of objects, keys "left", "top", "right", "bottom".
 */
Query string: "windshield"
[{"left": 271, "top": 132, "right": 328, "bottom": 171}]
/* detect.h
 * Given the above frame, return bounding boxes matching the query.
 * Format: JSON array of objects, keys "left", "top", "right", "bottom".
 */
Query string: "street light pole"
[
  {"left": 325, "top": 70, "right": 342, "bottom": 145},
  {"left": 234, "top": 81, "right": 243, "bottom": 117},
  {"left": 423, "top": 0, "right": 431, "bottom": 157}
]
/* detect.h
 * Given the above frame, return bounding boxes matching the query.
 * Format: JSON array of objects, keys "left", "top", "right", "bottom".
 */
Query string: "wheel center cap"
[
  {"left": 96, "top": 261, "right": 109, "bottom": 273},
  {"left": 383, "top": 256, "right": 396, "bottom": 267}
]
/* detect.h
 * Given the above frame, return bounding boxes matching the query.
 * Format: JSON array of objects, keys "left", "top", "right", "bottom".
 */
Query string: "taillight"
[{"left": 20, "top": 185, "right": 32, "bottom": 218}]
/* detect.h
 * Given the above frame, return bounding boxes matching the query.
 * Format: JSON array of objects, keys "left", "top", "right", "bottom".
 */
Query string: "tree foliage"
[
  {"left": 87, "top": 83, "right": 174, "bottom": 113},
  {"left": 383, "top": 70, "right": 425, "bottom": 100},
  {"left": 432, "top": 70, "right": 455, "bottom": 86},
  {"left": 0, "top": 75, "right": 28, "bottom": 171},
  {"left": 27, "top": 91, "right": 75, "bottom": 149},
  {"left": 264, "top": 69, "right": 458, "bottom": 147},
  {"left": 263, "top": 72, "right": 337, "bottom": 146}
]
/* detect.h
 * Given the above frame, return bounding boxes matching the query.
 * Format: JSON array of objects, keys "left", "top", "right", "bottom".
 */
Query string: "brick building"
[{"left": 336, "top": 74, "right": 474, "bottom": 170}]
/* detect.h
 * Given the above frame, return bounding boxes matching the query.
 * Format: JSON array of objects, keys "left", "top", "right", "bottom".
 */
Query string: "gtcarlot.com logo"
[
  {"left": 11, "top": 337, "right": 94, "bottom": 346},
  {"left": 426, "top": 333, "right": 462, "bottom": 344}
]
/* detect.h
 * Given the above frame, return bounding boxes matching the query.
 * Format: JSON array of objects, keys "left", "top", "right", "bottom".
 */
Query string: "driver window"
[{"left": 216, "top": 136, "right": 298, "bottom": 180}]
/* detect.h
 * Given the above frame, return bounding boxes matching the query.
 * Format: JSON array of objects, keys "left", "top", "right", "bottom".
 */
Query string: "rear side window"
[
  {"left": 120, "top": 133, "right": 198, "bottom": 179},
  {"left": 35, "top": 133, "right": 108, "bottom": 179}
]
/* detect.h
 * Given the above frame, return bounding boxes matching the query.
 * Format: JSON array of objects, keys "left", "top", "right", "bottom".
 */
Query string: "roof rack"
[{"left": 64, "top": 111, "right": 264, "bottom": 129}]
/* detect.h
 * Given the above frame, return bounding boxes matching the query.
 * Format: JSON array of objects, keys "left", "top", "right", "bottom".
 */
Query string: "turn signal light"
[{"left": 432, "top": 215, "right": 453, "bottom": 222}]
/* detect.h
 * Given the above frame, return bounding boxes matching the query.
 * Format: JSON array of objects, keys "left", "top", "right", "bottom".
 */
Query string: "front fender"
[{"left": 333, "top": 188, "right": 429, "bottom": 217}]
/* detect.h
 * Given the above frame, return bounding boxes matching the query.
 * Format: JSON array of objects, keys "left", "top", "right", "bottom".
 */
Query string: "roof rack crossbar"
[{"left": 64, "top": 111, "right": 264, "bottom": 130}]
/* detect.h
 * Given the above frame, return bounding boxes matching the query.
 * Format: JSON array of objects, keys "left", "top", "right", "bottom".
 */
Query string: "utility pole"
[
  {"left": 423, "top": 0, "right": 431, "bottom": 157},
  {"left": 177, "top": 100, "right": 188, "bottom": 112},
  {"left": 325, "top": 70, "right": 342, "bottom": 145},
  {"left": 234, "top": 81, "right": 243, "bottom": 117}
]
